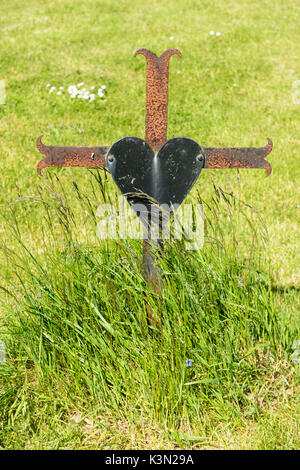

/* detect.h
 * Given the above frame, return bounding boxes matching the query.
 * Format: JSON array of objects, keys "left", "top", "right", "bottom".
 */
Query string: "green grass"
[{"left": 0, "top": 0, "right": 299, "bottom": 450}]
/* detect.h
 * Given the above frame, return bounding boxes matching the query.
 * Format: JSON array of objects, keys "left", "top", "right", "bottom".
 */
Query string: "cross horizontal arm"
[
  {"left": 203, "top": 138, "right": 273, "bottom": 177},
  {"left": 36, "top": 136, "right": 109, "bottom": 175},
  {"left": 36, "top": 136, "right": 272, "bottom": 177}
]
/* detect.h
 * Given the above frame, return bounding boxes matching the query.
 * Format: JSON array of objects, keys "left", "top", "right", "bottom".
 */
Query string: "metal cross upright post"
[{"left": 36, "top": 48, "right": 273, "bottom": 324}]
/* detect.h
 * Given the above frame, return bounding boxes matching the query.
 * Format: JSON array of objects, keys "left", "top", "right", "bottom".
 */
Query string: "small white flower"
[
  {"left": 59, "top": 86, "right": 64, "bottom": 90},
  {"left": 216, "top": 32, "right": 221, "bottom": 36},
  {"left": 90, "top": 86, "right": 95, "bottom": 90},
  {"left": 101, "top": 85, "right": 106, "bottom": 89},
  {"left": 68, "top": 85, "right": 79, "bottom": 97},
  {"left": 46, "top": 84, "right": 51, "bottom": 87},
  {"left": 57, "top": 91, "right": 62, "bottom": 95},
  {"left": 89, "top": 94, "right": 95, "bottom": 102},
  {"left": 77, "top": 82, "right": 84, "bottom": 87},
  {"left": 170, "top": 36, "right": 174, "bottom": 40},
  {"left": 209, "top": 30, "right": 215, "bottom": 35},
  {"left": 233, "top": 83, "right": 238, "bottom": 87}
]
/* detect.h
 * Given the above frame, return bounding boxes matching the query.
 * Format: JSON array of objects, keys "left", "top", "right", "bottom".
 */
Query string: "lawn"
[{"left": 0, "top": 0, "right": 299, "bottom": 449}]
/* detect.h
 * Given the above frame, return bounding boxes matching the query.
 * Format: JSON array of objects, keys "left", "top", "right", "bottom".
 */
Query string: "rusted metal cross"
[{"left": 36, "top": 48, "right": 273, "bottom": 321}]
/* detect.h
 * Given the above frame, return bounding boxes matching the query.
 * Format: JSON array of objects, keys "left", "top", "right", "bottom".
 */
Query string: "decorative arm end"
[
  {"left": 36, "top": 135, "right": 109, "bottom": 176},
  {"left": 203, "top": 138, "right": 273, "bottom": 177}
]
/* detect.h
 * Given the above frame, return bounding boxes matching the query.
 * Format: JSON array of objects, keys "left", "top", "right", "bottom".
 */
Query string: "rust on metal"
[
  {"left": 36, "top": 136, "right": 109, "bottom": 175},
  {"left": 203, "top": 138, "right": 273, "bottom": 177},
  {"left": 35, "top": 48, "right": 274, "bottom": 326},
  {"left": 36, "top": 49, "right": 272, "bottom": 178},
  {"left": 134, "top": 48, "right": 182, "bottom": 151}
]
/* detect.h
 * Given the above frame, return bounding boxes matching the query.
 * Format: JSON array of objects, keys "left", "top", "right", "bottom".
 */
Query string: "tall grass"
[{"left": 0, "top": 171, "right": 298, "bottom": 449}]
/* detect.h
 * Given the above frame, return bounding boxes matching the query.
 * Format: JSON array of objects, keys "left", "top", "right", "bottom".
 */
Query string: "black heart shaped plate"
[{"left": 106, "top": 136, "right": 205, "bottom": 226}]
